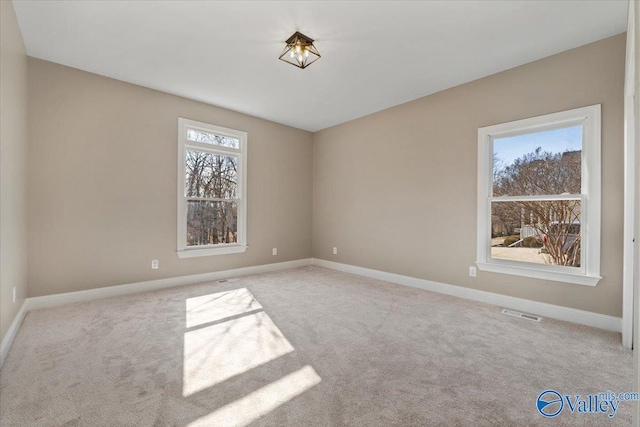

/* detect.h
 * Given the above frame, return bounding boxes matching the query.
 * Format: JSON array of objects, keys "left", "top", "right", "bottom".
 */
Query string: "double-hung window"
[
  {"left": 177, "top": 118, "right": 247, "bottom": 258},
  {"left": 476, "top": 105, "right": 601, "bottom": 286}
]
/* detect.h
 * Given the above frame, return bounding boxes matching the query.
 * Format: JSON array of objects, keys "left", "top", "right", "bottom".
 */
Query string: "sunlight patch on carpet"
[
  {"left": 183, "top": 309, "right": 294, "bottom": 396},
  {"left": 186, "top": 288, "right": 263, "bottom": 328},
  {"left": 186, "top": 366, "right": 322, "bottom": 427}
]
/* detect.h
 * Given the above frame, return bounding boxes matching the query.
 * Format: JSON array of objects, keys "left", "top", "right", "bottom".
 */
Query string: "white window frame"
[
  {"left": 476, "top": 105, "right": 601, "bottom": 286},
  {"left": 177, "top": 118, "right": 248, "bottom": 258}
]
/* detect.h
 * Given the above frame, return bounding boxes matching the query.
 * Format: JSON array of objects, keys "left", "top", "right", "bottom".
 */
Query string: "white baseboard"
[
  {"left": 27, "top": 258, "right": 313, "bottom": 311},
  {"left": 312, "top": 258, "right": 622, "bottom": 333},
  {"left": 0, "top": 258, "right": 312, "bottom": 368},
  {"left": 0, "top": 300, "right": 28, "bottom": 367}
]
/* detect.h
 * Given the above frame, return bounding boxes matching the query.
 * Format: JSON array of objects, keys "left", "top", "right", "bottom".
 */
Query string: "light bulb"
[
  {"left": 290, "top": 51, "right": 294, "bottom": 58},
  {"left": 298, "top": 54, "right": 303, "bottom": 62},
  {"left": 305, "top": 50, "right": 309, "bottom": 57}
]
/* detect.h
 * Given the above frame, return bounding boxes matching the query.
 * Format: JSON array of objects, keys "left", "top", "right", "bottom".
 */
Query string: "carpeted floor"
[{"left": 0, "top": 266, "right": 633, "bottom": 426}]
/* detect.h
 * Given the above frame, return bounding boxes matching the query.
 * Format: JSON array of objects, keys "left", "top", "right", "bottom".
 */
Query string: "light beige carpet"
[{"left": 0, "top": 266, "right": 633, "bottom": 426}]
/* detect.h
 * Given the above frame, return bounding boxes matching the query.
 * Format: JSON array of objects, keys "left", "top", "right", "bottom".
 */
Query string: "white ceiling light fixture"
[{"left": 279, "top": 31, "right": 320, "bottom": 69}]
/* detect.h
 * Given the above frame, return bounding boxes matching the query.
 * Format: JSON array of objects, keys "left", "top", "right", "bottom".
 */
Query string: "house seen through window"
[{"left": 492, "top": 126, "right": 582, "bottom": 266}]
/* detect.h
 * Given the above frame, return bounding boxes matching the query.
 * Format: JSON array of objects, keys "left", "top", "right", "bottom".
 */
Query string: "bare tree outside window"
[
  {"left": 185, "top": 145, "right": 239, "bottom": 246},
  {"left": 491, "top": 126, "right": 583, "bottom": 267}
]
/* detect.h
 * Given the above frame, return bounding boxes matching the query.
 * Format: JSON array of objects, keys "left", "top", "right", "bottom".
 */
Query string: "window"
[
  {"left": 476, "top": 105, "right": 601, "bottom": 286},
  {"left": 177, "top": 118, "right": 247, "bottom": 258}
]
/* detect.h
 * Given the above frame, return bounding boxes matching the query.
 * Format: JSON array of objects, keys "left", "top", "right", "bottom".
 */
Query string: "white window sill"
[
  {"left": 177, "top": 245, "right": 248, "bottom": 258},
  {"left": 476, "top": 262, "right": 601, "bottom": 286}
]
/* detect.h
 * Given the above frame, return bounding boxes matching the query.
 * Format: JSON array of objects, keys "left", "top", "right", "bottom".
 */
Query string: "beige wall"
[
  {"left": 22, "top": 32, "right": 628, "bottom": 318},
  {"left": 313, "top": 34, "right": 626, "bottom": 317},
  {"left": 1, "top": 0, "right": 29, "bottom": 342},
  {"left": 27, "top": 58, "right": 313, "bottom": 297}
]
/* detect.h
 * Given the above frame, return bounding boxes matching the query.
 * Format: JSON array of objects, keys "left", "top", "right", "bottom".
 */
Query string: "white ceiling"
[{"left": 13, "top": 1, "right": 628, "bottom": 132}]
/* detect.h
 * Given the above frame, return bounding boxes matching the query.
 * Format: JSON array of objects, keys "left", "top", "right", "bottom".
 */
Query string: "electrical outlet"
[
  {"left": 469, "top": 266, "right": 477, "bottom": 277},
  {"left": 12, "top": 287, "right": 16, "bottom": 303},
  {"left": 272, "top": 248, "right": 277, "bottom": 256},
  {"left": 333, "top": 247, "right": 338, "bottom": 255},
  {"left": 151, "top": 260, "right": 159, "bottom": 270}
]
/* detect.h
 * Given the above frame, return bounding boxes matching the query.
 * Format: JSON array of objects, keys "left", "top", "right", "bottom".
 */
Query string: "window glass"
[
  {"left": 187, "top": 201, "right": 238, "bottom": 246},
  {"left": 187, "top": 129, "right": 240, "bottom": 149},
  {"left": 491, "top": 200, "right": 581, "bottom": 267},
  {"left": 185, "top": 150, "right": 238, "bottom": 199},
  {"left": 493, "top": 125, "right": 582, "bottom": 196}
]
